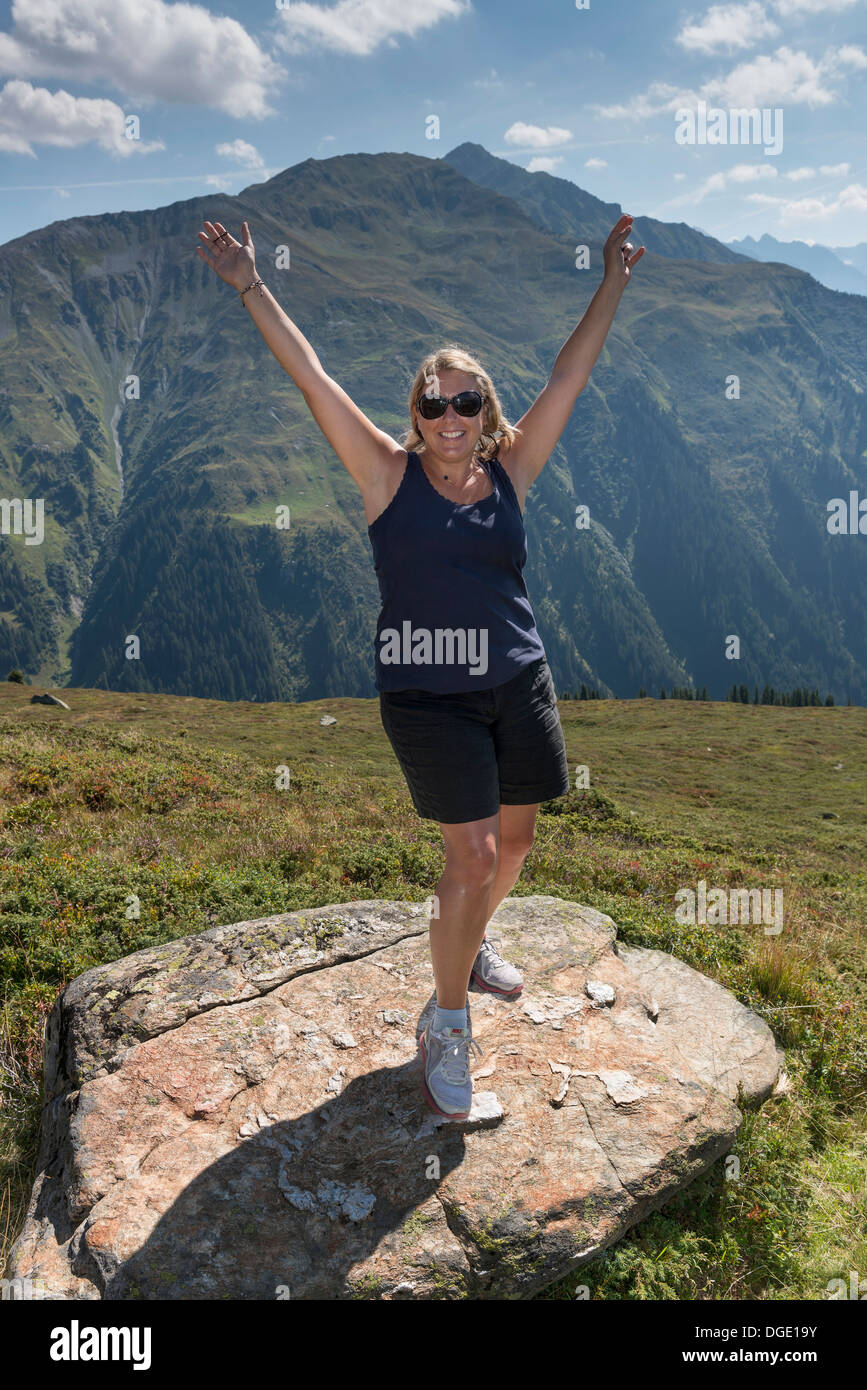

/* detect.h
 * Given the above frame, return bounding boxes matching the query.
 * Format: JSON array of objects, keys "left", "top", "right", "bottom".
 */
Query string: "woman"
[{"left": 196, "top": 211, "right": 644, "bottom": 1120}]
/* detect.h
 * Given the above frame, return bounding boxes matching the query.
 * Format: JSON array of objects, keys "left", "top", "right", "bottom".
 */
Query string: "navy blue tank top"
[{"left": 368, "top": 449, "right": 546, "bottom": 693}]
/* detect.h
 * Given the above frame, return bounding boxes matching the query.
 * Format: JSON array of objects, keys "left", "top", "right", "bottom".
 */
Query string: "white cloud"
[
  {"left": 504, "top": 122, "right": 572, "bottom": 149},
  {"left": 215, "top": 139, "right": 265, "bottom": 169},
  {"left": 585, "top": 157, "right": 608, "bottom": 169},
  {"left": 675, "top": 0, "right": 865, "bottom": 56},
  {"left": 831, "top": 43, "right": 867, "bottom": 70},
  {"left": 728, "top": 161, "right": 780, "bottom": 180},
  {"left": 0, "top": 79, "right": 165, "bottom": 155},
  {"left": 593, "top": 82, "right": 695, "bottom": 121},
  {"left": 526, "top": 155, "right": 564, "bottom": 173},
  {"left": 698, "top": 174, "right": 727, "bottom": 195},
  {"left": 770, "top": 0, "right": 859, "bottom": 14},
  {"left": 662, "top": 160, "right": 779, "bottom": 205},
  {"left": 272, "top": 0, "right": 471, "bottom": 58},
  {"left": 782, "top": 163, "right": 850, "bottom": 180},
  {"left": 0, "top": 0, "right": 284, "bottom": 118},
  {"left": 744, "top": 181, "right": 867, "bottom": 223},
  {"left": 594, "top": 44, "right": 867, "bottom": 120},
  {"left": 696, "top": 161, "right": 780, "bottom": 199},
  {"left": 676, "top": 3, "right": 780, "bottom": 56},
  {"left": 705, "top": 43, "right": 867, "bottom": 108}
]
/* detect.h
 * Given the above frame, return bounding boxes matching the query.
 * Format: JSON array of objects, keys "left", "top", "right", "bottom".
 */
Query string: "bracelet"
[{"left": 240, "top": 273, "right": 263, "bottom": 301}]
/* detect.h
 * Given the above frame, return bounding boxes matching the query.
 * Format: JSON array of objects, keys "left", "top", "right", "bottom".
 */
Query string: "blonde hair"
[{"left": 401, "top": 344, "right": 518, "bottom": 463}]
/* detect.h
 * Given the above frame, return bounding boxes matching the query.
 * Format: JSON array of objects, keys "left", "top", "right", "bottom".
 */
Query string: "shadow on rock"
[{"left": 91, "top": 998, "right": 480, "bottom": 1300}]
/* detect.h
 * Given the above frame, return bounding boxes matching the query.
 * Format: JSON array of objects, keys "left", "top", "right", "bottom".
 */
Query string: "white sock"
[{"left": 433, "top": 1004, "right": 467, "bottom": 1032}]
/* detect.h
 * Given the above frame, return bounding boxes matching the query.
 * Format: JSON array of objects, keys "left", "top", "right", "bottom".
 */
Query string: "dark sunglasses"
[{"left": 416, "top": 390, "right": 484, "bottom": 420}]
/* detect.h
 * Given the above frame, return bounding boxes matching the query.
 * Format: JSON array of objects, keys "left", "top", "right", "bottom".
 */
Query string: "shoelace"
[
  {"left": 432, "top": 1028, "right": 483, "bottom": 1085},
  {"left": 479, "top": 935, "right": 508, "bottom": 968}
]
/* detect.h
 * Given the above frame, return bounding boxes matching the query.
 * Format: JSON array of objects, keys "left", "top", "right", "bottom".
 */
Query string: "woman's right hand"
[{"left": 196, "top": 219, "right": 257, "bottom": 292}]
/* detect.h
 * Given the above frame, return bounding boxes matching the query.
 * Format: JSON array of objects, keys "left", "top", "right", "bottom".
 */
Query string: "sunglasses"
[{"left": 416, "top": 390, "right": 484, "bottom": 420}]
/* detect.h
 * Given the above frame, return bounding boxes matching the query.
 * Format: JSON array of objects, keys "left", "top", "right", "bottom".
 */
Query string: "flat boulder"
[{"left": 9, "top": 896, "right": 782, "bottom": 1300}]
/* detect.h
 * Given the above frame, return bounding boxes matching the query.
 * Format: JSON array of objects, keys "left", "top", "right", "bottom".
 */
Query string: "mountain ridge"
[
  {"left": 727, "top": 232, "right": 867, "bottom": 297},
  {"left": 443, "top": 141, "right": 750, "bottom": 265}
]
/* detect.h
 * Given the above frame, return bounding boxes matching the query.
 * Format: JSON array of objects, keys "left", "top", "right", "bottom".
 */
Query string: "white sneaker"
[
  {"left": 469, "top": 935, "right": 523, "bottom": 998},
  {"left": 418, "top": 1001, "right": 482, "bottom": 1118}
]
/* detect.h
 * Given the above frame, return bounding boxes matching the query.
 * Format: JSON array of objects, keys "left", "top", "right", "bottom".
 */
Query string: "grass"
[{"left": 0, "top": 681, "right": 865, "bottom": 1300}]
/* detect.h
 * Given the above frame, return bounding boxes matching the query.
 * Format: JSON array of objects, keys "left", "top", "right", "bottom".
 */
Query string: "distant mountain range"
[
  {"left": 1, "top": 142, "right": 866, "bottom": 703},
  {"left": 726, "top": 233, "right": 867, "bottom": 297}
]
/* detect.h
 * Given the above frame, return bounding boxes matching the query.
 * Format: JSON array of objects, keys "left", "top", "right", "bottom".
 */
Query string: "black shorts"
[{"left": 378, "top": 656, "right": 571, "bottom": 824}]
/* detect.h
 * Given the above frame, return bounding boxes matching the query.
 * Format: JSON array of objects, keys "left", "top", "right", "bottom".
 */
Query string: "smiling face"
[{"left": 414, "top": 369, "right": 487, "bottom": 471}]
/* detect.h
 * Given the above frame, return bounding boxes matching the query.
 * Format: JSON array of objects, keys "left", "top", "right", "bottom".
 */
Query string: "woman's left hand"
[{"left": 603, "top": 214, "right": 645, "bottom": 286}]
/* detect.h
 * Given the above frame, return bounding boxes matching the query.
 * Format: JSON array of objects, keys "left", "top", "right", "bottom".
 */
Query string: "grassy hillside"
[{"left": 1, "top": 683, "right": 864, "bottom": 1299}]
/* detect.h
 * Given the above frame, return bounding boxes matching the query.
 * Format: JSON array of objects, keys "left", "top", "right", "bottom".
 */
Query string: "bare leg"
[
  {"left": 483, "top": 803, "right": 539, "bottom": 926},
  {"left": 429, "top": 814, "right": 499, "bottom": 1009}
]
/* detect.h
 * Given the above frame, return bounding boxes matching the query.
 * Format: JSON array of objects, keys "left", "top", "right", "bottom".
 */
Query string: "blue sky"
[{"left": 0, "top": 0, "right": 864, "bottom": 249}]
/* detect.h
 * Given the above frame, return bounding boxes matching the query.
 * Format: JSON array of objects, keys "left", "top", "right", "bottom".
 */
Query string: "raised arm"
[
  {"left": 501, "top": 214, "right": 645, "bottom": 506},
  {"left": 195, "top": 219, "right": 404, "bottom": 491}
]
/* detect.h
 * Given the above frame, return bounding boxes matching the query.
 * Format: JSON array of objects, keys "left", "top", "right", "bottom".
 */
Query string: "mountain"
[
  {"left": 831, "top": 243, "right": 867, "bottom": 278},
  {"left": 443, "top": 141, "right": 749, "bottom": 264},
  {"left": 727, "top": 233, "right": 867, "bottom": 297},
  {"left": 1, "top": 147, "right": 866, "bottom": 703}
]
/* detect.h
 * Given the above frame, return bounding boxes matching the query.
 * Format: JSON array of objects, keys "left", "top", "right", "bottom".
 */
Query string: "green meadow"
[{"left": 1, "top": 682, "right": 864, "bottom": 1299}]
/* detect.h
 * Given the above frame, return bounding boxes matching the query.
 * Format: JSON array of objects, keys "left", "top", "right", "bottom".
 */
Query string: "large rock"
[
  {"left": 29, "top": 692, "right": 71, "bottom": 709},
  {"left": 9, "top": 896, "right": 782, "bottom": 1300}
]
